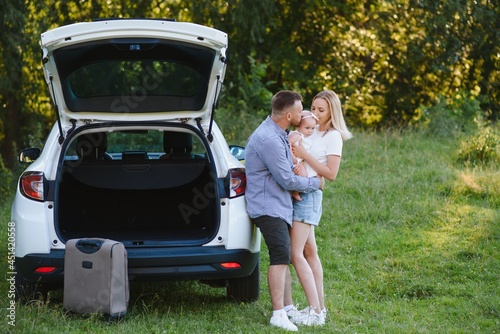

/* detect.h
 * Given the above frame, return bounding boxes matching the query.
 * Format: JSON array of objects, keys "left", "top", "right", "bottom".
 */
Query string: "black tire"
[
  {"left": 14, "top": 272, "right": 48, "bottom": 304},
  {"left": 227, "top": 261, "right": 260, "bottom": 302}
]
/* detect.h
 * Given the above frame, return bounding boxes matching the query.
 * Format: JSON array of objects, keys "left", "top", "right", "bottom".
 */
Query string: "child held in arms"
[{"left": 288, "top": 110, "right": 319, "bottom": 201}]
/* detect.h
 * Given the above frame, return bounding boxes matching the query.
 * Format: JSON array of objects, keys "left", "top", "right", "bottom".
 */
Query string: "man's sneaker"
[
  {"left": 270, "top": 309, "right": 298, "bottom": 331},
  {"left": 286, "top": 305, "right": 305, "bottom": 325},
  {"left": 302, "top": 306, "right": 325, "bottom": 326}
]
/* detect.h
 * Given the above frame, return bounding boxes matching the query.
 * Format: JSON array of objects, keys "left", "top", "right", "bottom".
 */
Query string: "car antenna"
[
  {"left": 49, "top": 75, "right": 65, "bottom": 144},
  {"left": 207, "top": 75, "right": 221, "bottom": 143}
]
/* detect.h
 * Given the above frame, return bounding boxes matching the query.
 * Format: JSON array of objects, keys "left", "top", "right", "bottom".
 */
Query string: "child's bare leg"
[
  {"left": 292, "top": 163, "right": 307, "bottom": 201},
  {"left": 291, "top": 191, "right": 302, "bottom": 201}
]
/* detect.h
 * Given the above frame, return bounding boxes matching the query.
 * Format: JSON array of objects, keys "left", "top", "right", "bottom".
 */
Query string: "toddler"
[{"left": 288, "top": 110, "right": 318, "bottom": 201}]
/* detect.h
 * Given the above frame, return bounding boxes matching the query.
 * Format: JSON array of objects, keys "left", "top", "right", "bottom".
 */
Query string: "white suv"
[{"left": 12, "top": 19, "right": 260, "bottom": 302}]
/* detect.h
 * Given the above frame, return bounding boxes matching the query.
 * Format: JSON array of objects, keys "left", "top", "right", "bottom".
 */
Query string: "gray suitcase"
[{"left": 63, "top": 238, "right": 129, "bottom": 318}]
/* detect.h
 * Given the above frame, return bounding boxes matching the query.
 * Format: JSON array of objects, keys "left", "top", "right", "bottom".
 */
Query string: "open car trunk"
[{"left": 55, "top": 130, "right": 219, "bottom": 246}]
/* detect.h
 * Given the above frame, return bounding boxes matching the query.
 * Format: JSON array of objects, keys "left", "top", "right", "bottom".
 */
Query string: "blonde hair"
[{"left": 312, "top": 90, "right": 353, "bottom": 141}]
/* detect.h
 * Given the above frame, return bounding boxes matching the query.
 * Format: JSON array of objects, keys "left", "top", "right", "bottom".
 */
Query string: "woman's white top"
[{"left": 304, "top": 127, "right": 343, "bottom": 177}]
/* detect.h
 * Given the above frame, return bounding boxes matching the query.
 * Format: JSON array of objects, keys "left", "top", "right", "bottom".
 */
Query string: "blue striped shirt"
[{"left": 245, "top": 116, "right": 321, "bottom": 225}]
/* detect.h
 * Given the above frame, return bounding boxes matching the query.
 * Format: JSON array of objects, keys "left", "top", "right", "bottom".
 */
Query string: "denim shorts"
[{"left": 292, "top": 189, "right": 323, "bottom": 226}]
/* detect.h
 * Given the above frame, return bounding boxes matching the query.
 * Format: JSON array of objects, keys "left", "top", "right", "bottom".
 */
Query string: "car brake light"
[
  {"left": 229, "top": 168, "right": 246, "bottom": 198},
  {"left": 20, "top": 171, "right": 44, "bottom": 201},
  {"left": 34, "top": 267, "right": 56, "bottom": 274},
  {"left": 220, "top": 262, "right": 241, "bottom": 269}
]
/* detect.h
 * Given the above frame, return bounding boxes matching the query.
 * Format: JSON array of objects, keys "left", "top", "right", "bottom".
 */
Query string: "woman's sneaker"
[
  {"left": 302, "top": 306, "right": 325, "bottom": 326},
  {"left": 321, "top": 307, "right": 327, "bottom": 323},
  {"left": 286, "top": 305, "right": 305, "bottom": 325},
  {"left": 270, "top": 309, "right": 298, "bottom": 331}
]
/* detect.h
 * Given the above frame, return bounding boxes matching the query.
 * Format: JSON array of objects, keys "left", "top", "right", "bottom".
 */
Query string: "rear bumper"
[{"left": 16, "top": 246, "right": 259, "bottom": 282}]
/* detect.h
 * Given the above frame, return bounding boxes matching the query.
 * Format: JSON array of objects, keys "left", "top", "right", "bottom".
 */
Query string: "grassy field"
[{"left": 1, "top": 130, "right": 499, "bottom": 333}]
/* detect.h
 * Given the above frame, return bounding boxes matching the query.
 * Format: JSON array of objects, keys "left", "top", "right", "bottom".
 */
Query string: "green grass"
[{"left": 1, "top": 130, "right": 499, "bottom": 333}]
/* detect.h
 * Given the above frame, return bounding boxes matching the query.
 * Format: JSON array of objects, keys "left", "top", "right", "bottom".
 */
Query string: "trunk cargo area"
[{"left": 56, "top": 159, "right": 218, "bottom": 245}]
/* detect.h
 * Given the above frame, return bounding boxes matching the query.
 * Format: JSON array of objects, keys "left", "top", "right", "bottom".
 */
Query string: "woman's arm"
[{"left": 292, "top": 145, "right": 340, "bottom": 181}]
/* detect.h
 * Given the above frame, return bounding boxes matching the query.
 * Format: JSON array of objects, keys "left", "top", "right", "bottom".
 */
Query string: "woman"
[{"left": 288, "top": 90, "right": 352, "bottom": 326}]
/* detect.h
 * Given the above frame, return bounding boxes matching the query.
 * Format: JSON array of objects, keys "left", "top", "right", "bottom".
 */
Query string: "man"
[{"left": 245, "top": 90, "right": 322, "bottom": 331}]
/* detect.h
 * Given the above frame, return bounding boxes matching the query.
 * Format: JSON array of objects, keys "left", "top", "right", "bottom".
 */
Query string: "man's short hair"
[{"left": 272, "top": 90, "right": 302, "bottom": 117}]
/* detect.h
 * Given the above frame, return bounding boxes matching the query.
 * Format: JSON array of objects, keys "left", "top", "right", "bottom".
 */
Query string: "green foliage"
[
  {"left": 414, "top": 93, "right": 499, "bottom": 166},
  {"left": 215, "top": 56, "right": 273, "bottom": 145},
  {"left": 0, "top": 155, "right": 14, "bottom": 200},
  {"left": 253, "top": 0, "right": 499, "bottom": 128},
  {"left": 415, "top": 92, "right": 483, "bottom": 138},
  {"left": 457, "top": 123, "right": 500, "bottom": 166}
]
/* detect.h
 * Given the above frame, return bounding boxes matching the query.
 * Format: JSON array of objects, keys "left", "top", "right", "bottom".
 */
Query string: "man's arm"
[{"left": 261, "top": 136, "right": 320, "bottom": 192}]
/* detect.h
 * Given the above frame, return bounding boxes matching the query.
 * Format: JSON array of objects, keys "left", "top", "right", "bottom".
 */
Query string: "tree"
[{"left": 0, "top": 0, "right": 27, "bottom": 168}]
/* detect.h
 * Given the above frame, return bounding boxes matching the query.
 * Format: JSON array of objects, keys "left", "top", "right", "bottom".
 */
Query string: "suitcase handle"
[{"left": 76, "top": 239, "right": 104, "bottom": 254}]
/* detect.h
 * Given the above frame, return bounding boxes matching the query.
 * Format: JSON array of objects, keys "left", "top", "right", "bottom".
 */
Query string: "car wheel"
[{"left": 227, "top": 261, "right": 260, "bottom": 302}]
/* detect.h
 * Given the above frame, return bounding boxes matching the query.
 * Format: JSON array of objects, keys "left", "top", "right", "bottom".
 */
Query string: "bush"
[
  {"left": 457, "top": 121, "right": 499, "bottom": 165},
  {"left": 416, "top": 93, "right": 483, "bottom": 138},
  {"left": 0, "top": 155, "right": 14, "bottom": 202}
]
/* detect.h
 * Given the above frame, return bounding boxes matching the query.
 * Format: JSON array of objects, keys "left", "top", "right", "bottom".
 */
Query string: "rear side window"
[
  {"left": 107, "top": 130, "right": 164, "bottom": 154},
  {"left": 64, "top": 130, "right": 207, "bottom": 161}
]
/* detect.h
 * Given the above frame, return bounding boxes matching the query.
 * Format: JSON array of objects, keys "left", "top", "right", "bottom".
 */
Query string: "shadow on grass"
[
  {"left": 130, "top": 280, "right": 230, "bottom": 311},
  {"left": 44, "top": 280, "right": 235, "bottom": 318}
]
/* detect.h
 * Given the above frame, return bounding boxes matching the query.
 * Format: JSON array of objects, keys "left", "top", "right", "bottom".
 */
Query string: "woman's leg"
[
  {"left": 304, "top": 227, "right": 324, "bottom": 309},
  {"left": 290, "top": 221, "right": 321, "bottom": 312}
]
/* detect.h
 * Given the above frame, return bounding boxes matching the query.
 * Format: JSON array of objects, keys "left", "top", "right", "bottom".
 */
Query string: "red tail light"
[
  {"left": 229, "top": 168, "right": 246, "bottom": 198},
  {"left": 34, "top": 267, "right": 56, "bottom": 274},
  {"left": 220, "top": 262, "right": 241, "bottom": 269},
  {"left": 20, "top": 171, "right": 44, "bottom": 201}
]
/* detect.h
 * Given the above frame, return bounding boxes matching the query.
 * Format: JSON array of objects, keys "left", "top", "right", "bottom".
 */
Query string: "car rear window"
[
  {"left": 69, "top": 60, "right": 202, "bottom": 98},
  {"left": 54, "top": 39, "right": 215, "bottom": 113}
]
